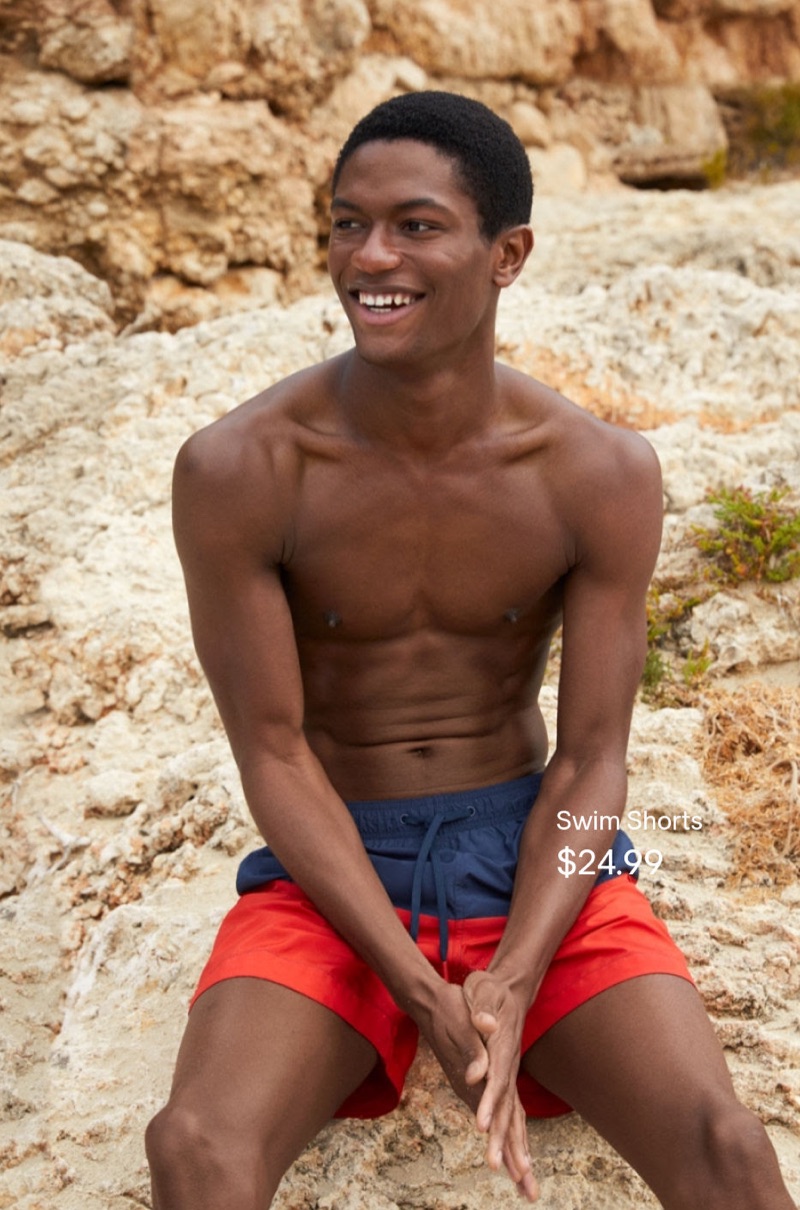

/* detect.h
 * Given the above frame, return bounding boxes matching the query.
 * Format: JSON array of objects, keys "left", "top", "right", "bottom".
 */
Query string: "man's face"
[{"left": 328, "top": 139, "right": 504, "bottom": 370}]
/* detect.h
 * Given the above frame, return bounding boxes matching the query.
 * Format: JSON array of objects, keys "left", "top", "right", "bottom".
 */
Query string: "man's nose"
[{"left": 351, "top": 225, "right": 402, "bottom": 274}]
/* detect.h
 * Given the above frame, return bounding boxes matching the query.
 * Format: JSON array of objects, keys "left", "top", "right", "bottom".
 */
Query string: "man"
[{"left": 146, "top": 92, "right": 795, "bottom": 1208}]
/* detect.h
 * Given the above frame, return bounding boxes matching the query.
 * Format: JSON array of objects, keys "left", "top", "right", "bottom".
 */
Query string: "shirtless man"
[{"left": 145, "top": 92, "right": 795, "bottom": 1208}]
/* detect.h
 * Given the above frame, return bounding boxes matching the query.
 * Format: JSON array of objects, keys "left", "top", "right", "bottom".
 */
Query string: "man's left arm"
[{"left": 463, "top": 431, "right": 664, "bottom": 1168}]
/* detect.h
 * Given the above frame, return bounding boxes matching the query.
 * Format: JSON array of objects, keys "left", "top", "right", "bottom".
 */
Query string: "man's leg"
[
  {"left": 146, "top": 977, "right": 378, "bottom": 1210},
  {"left": 522, "top": 974, "right": 795, "bottom": 1209}
]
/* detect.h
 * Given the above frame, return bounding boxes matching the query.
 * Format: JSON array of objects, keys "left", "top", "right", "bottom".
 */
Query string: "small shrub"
[
  {"left": 694, "top": 486, "right": 800, "bottom": 584},
  {"left": 683, "top": 642, "right": 712, "bottom": 686},
  {"left": 642, "top": 585, "right": 710, "bottom": 702},
  {"left": 701, "top": 148, "right": 728, "bottom": 189}
]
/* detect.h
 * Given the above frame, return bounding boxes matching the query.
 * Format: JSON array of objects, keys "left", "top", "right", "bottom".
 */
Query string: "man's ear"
[{"left": 492, "top": 225, "right": 534, "bottom": 288}]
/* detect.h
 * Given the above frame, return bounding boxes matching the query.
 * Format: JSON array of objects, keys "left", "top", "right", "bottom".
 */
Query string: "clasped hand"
[{"left": 420, "top": 974, "right": 539, "bottom": 1202}]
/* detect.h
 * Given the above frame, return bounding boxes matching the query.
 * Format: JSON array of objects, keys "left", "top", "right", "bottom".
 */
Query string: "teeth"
[{"left": 358, "top": 291, "right": 415, "bottom": 308}]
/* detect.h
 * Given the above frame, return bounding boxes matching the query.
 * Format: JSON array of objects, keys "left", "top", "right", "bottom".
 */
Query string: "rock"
[
  {"left": 0, "top": 239, "right": 115, "bottom": 364},
  {"left": 369, "top": 0, "right": 583, "bottom": 85},
  {"left": 38, "top": 0, "right": 134, "bottom": 84},
  {"left": 611, "top": 85, "right": 728, "bottom": 186},
  {"left": 84, "top": 770, "right": 144, "bottom": 818},
  {"left": 531, "top": 143, "right": 589, "bottom": 193},
  {"left": 500, "top": 259, "right": 800, "bottom": 429},
  {"left": 1, "top": 0, "right": 799, "bottom": 322},
  {"left": 1, "top": 165, "right": 800, "bottom": 1210},
  {"left": 509, "top": 100, "right": 553, "bottom": 147},
  {"left": 0, "top": 61, "right": 322, "bottom": 321},
  {"left": 134, "top": 265, "right": 284, "bottom": 333},
  {"left": 690, "top": 584, "right": 800, "bottom": 671},
  {"left": 578, "top": 0, "right": 681, "bottom": 81},
  {"left": 131, "top": 0, "right": 372, "bottom": 117}
]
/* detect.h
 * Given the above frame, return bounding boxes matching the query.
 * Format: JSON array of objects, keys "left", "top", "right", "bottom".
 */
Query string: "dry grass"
[
  {"left": 497, "top": 341, "right": 799, "bottom": 433},
  {"left": 496, "top": 342, "right": 678, "bottom": 430},
  {"left": 700, "top": 683, "right": 799, "bottom": 886}
]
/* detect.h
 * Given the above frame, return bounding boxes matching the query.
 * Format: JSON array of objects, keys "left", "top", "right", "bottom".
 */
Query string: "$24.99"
[{"left": 557, "top": 846, "right": 664, "bottom": 878}]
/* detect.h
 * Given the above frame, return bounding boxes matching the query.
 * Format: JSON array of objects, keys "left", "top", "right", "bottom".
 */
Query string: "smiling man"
[{"left": 145, "top": 92, "right": 796, "bottom": 1209}]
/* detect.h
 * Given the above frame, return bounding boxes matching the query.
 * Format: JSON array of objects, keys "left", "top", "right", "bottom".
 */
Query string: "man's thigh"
[
  {"left": 521, "top": 974, "right": 742, "bottom": 1190},
  {"left": 170, "top": 977, "right": 378, "bottom": 1167}
]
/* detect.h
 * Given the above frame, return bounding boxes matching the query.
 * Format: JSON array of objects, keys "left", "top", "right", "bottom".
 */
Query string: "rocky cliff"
[
  {"left": 1, "top": 176, "right": 800, "bottom": 1206},
  {"left": 2, "top": 4, "right": 800, "bottom": 1207},
  {"left": 1, "top": 0, "right": 800, "bottom": 329}
]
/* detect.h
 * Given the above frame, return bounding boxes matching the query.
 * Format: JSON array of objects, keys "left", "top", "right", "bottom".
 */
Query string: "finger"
[
  {"left": 502, "top": 1104, "right": 539, "bottom": 1202},
  {"left": 502, "top": 1099, "right": 532, "bottom": 1184},
  {"left": 475, "top": 1078, "right": 497, "bottom": 1133},
  {"left": 515, "top": 1169, "right": 540, "bottom": 1203},
  {"left": 484, "top": 1086, "right": 515, "bottom": 1170},
  {"left": 465, "top": 1046, "right": 489, "bottom": 1086},
  {"left": 475, "top": 1033, "right": 519, "bottom": 1131},
  {"left": 475, "top": 1047, "right": 517, "bottom": 1131}
]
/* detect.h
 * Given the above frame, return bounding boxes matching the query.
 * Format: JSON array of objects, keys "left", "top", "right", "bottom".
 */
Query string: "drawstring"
[{"left": 402, "top": 804, "right": 475, "bottom": 963}]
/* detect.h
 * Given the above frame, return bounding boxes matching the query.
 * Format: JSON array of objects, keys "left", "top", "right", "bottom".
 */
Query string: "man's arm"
[
  {"left": 463, "top": 430, "right": 664, "bottom": 1164},
  {"left": 172, "top": 419, "right": 537, "bottom": 1197}
]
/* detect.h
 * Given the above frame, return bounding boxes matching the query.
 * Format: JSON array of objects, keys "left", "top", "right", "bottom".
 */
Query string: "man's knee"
[
  {"left": 674, "top": 1099, "right": 786, "bottom": 1209},
  {"left": 146, "top": 1102, "right": 209, "bottom": 1175},
  {"left": 705, "top": 1101, "right": 779, "bottom": 1177},
  {"left": 145, "top": 1101, "right": 278, "bottom": 1209}
]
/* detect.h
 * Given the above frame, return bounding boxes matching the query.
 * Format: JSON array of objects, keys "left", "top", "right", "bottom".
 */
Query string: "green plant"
[
  {"left": 747, "top": 85, "right": 800, "bottom": 170},
  {"left": 642, "top": 585, "right": 709, "bottom": 701},
  {"left": 694, "top": 486, "right": 800, "bottom": 584},
  {"left": 701, "top": 148, "right": 728, "bottom": 189},
  {"left": 642, "top": 646, "right": 667, "bottom": 692},
  {"left": 683, "top": 642, "right": 712, "bottom": 686},
  {"left": 721, "top": 84, "right": 800, "bottom": 178}
]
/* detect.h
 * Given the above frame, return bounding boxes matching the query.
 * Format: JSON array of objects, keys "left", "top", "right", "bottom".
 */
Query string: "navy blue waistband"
[{"left": 345, "top": 773, "right": 543, "bottom": 837}]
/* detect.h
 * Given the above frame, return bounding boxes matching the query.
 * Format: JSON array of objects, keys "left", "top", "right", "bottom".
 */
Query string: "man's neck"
[{"left": 337, "top": 348, "right": 501, "bottom": 459}]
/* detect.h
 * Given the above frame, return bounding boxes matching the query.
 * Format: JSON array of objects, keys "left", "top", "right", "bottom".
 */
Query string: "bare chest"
[{"left": 282, "top": 454, "right": 569, "bottom": 640}]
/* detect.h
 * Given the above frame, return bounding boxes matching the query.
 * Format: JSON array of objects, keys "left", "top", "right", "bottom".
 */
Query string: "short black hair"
[{"left": 332, "top": 91, "right": 533, "bottom": 241}]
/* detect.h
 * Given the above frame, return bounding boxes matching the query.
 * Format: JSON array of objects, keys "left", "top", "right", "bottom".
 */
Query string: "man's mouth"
[{"left": 352, "top": 290, "right": 422, "bottom": 314}]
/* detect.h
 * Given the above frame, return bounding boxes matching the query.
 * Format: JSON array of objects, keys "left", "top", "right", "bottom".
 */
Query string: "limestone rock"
[
  {"left": 611, "top": 84, "right": 728, "bottom": 185},
  {"left": 0, "top": 239, "right": 115, "bottom": 363},
  {"left": 131, "top": 0, "right": 372, "bottom": 116},
  {"left": 578, "top": 0, "right": 682, "bottom": 81},
  {"left": 368, "top": 0, "right": 583, "bottom": 85},
  {"left": 2, "top": 173, "right": 800, "bottom": 1210},
  {"left": 2, "top": 0, "right": 800, "bottom": 323},
  {"left": 0, "top": 61, "right": 322, "bottom": 321},
  {"left": 38, "top": 0, "right": 134, "bottom": 84},
  {"left": 689, "top": 584, "right": 800, "bottom": 671},
  {"left": 501, "top": 260, "right": 800, "bottom": 428}
]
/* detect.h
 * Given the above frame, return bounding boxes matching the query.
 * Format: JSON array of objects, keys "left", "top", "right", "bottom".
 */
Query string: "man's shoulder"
[
  {"left": 501, "top": 364, "right": 660, "bottom": 491},
  {"left": 176, "top": 356, "right": 345, "bottom": 486}
]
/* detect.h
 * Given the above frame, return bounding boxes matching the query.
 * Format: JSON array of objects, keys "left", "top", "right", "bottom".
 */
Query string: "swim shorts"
[{"left": 192, "top": 775, "right": 694, "bottom": 1118}]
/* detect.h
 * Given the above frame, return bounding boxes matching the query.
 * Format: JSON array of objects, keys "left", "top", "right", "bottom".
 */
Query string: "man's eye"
[
  {"left": 332, "top": 219, "right": 361, "bottom": 231},
  {"left": 404, "top": 220, "right": 433, "bottom": 233}
]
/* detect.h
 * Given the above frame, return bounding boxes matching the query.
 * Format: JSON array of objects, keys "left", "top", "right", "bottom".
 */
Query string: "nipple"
[
  {"left": 504, "top": 607, "right": 521, "bottom": 624},
  {"left": 324, "top": 610, "right": 342, "bottom": 628}
]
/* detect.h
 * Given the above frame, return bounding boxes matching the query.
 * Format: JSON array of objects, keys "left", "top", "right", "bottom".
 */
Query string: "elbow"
[{"left": 235, "top": 726, "right": 310, "bottom": 784}]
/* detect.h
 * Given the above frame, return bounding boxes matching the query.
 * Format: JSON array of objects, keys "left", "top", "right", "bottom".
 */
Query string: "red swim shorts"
[{"left": 191, "top": 873, "right": 693, "bottom": 1118}]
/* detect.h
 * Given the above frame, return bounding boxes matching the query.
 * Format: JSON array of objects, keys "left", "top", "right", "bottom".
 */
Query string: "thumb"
[{"left": 463, "top": 975, "right": 501, "bottom": 1036}]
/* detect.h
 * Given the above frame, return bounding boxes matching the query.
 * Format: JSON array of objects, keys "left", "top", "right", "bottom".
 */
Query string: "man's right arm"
[
  {"left": 171, "top": 420, "right": 535, "bottom": 1195},
  {"left": 173, "top": 420, "right": 438, "bottom": 1012}
]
